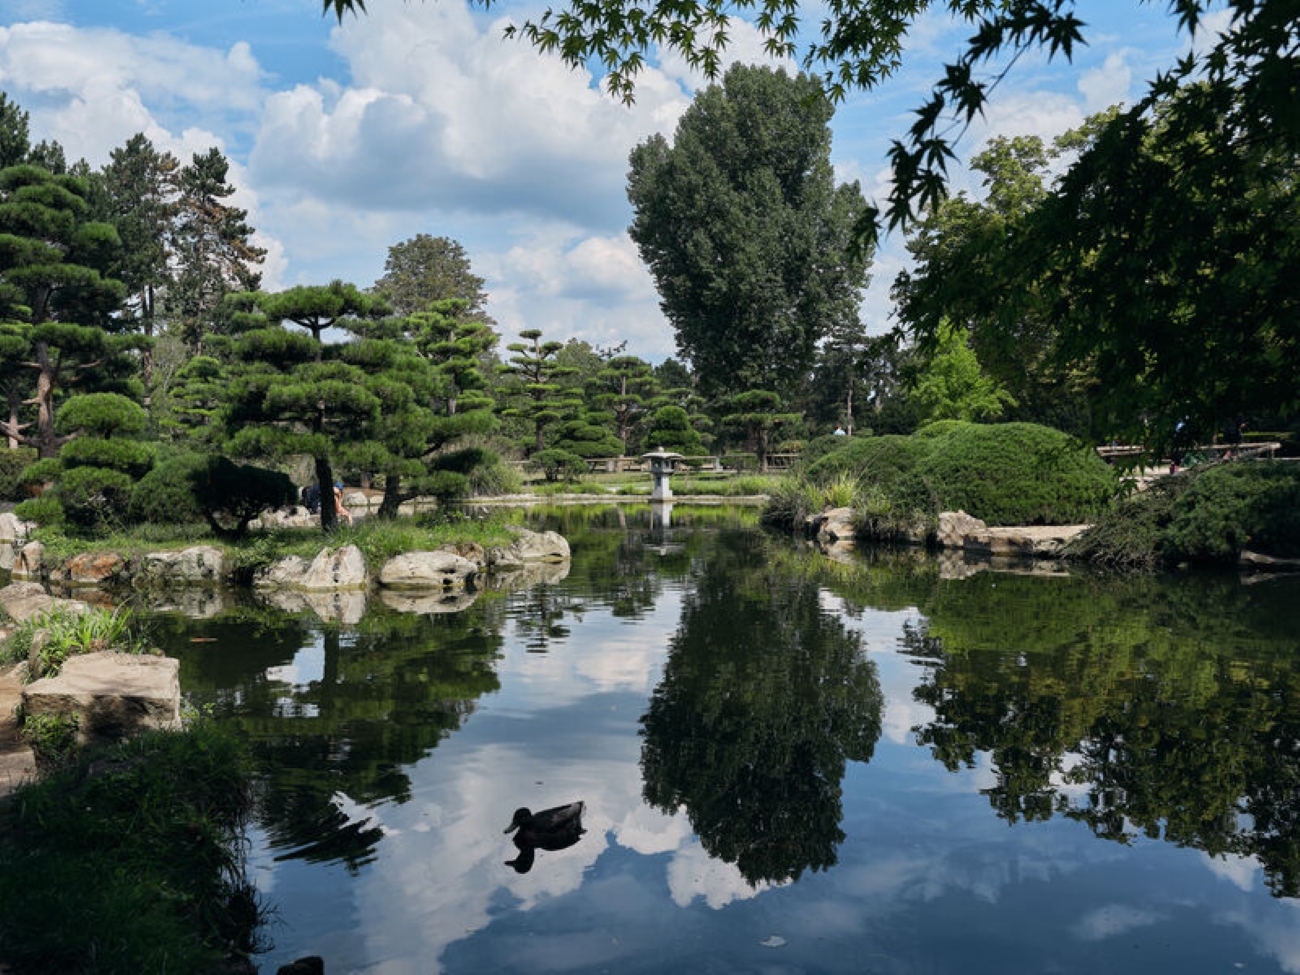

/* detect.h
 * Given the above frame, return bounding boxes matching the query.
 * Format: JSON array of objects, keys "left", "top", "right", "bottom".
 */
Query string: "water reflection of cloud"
[
  {"left": 1073, "top": 904, "right": 1164, "bottom": 941},
  {"left": 666, "top": 840, "right": 774, "bottom": 908},
  {"left": 1218, "top": 900, "right": 1300, "bottom": 974},
  {"left": 1202, "top": 851, "right": 1261, "bottom": 891}
]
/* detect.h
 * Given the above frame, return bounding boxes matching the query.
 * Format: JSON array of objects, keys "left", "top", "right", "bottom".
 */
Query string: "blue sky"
[{"left": 0, "top": 0, "right": 1227, "bottom": 362}]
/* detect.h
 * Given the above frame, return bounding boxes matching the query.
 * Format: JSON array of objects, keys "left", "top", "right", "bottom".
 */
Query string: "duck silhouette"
[{"left": 503, "top": 801, "right": 586, "bottom": 873}]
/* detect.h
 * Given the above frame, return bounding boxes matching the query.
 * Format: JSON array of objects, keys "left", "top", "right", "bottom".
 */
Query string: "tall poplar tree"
[{"left": 627, "top": 64, "right": 871, "bottom": 402}]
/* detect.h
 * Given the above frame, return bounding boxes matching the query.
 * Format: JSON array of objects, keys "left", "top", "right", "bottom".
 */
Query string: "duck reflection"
[{"left": 503, "top": 801, "right": 586, "bottom": 874}]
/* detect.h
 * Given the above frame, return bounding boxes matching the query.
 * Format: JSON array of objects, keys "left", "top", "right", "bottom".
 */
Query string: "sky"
[{"left": 0, "top": 0, "right": 1228, "bottom": 363}]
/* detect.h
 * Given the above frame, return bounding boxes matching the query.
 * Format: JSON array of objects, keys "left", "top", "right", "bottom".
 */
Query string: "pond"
[{"left": 146, "top": 504, "right": 1300, "bottom": 974}]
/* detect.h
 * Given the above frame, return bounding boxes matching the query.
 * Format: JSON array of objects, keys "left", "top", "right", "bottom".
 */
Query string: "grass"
[
  {"left": 2, "top": 605, "right": 151, "bottom": 680},
  {"left": 0, "top": 722, "right": 263, "bottom": 974}
]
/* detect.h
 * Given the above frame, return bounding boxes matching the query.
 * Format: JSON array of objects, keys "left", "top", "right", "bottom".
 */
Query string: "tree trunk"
[
  {"left": 378, "top": 474, "right": 404, "bottom": 519},
  {"left": 33, "top": 343, "right": 58, "bottom": 459},
  {"left": 5, "top": 385, "right": 21, "bottom": 449},
  {"left": 315, "top": 456, "right": 337, "bottom": 532}
]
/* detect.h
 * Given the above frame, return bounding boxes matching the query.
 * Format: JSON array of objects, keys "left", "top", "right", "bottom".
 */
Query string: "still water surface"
[{"left": 149, "top": 505, "right": 1300, "bottom": 974}]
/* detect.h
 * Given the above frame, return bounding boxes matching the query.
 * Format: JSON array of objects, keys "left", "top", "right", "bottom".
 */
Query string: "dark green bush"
[
  {"left": 799, "top": 422, "right": 1117, "bottom": 527},
  {"left": 190, "top": 456, "right": 297, "bottom": 539},
  {"left": 12, "top": 494, "right": 64, "bottom": 528},
  {"left": 128, "top": 453, "right": 208, "bottom": 525},
  {"left": 57, "top": 466, "right": 135, "bottom": 528},
  {"left": 59, "top": 437, "right": 154, "bottom": 478},
  {"left": 1161, "top": 461, "right": 1300, "bottom": 562},
  {"left": 911, "top": 422, "right": 1117, "bottom": 525},
  {"left": 529, "top": 448, "right": 588, "bottom": 482},
  {"left": 0, "top": 446, "right": 36, "bottom": 500}
]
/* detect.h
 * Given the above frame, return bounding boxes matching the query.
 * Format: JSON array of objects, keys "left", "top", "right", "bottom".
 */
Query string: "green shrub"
[
  {"left": 529, "top": 448, "right": 588, "bottom": 482},
  {"left": 128, "top": 453, "right": 208, "bottom": 524},
  {"left": 22, "top": 712, "right": 80, "bottom": 771},
  {"left": 190, "top": 456, "right": 297, "bottom": 539},
  {"left": 17, "top": 455, "right": 61, "bottom": 488},
  {"left": 56, "top": 466, "right": 135, "bottom": 529},
  {"left": 1161, "top": 461, "right": 1300, "bottom": 562},
  {"left": 13, "top": 494, "right": 64, "bottom": 528},
  {"left": 910, "top": 422, "right": 1117, "bottom": 525},
  {"left": 59, "top": 437, "right": 154, "bottom": 478},
  {"left": 1065, "top": 480, "right": 1183, "bottom": 569},
  {"left": 0, "top": 446, "right": 37, "bottom": 500},
  {"left": 796, "top": 422, "right": 1118, "bottom": 528}
]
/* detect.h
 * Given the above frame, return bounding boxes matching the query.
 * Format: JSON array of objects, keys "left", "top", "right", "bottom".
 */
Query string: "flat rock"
[
  {"left": 487, "top": 528, "right": 571, "bottom": 567},
  {"left": 0, "top": 582, "right": 91, "bottom": 625},
  {"left": 378, "top": 551, "right": 478, "bottom": 590},
  {"left": 22, "top": 651, "right": 181, "bottom": 746}
]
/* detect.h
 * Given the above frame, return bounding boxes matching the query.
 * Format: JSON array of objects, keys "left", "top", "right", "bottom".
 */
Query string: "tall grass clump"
[
  {"left": 4, "top": 605, "right": 149, "bottom": 680},
  {"left": 0, "top": 723, "right": 264, "bottom": 973}
]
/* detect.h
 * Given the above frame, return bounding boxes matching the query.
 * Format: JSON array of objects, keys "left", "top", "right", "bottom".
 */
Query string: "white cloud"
[
  {"left": 1073, "top": 904, "right": 1164, "bottom": 941},
  {"left": 1078, "top": 51, "right": 1133, "bottom": 113}
]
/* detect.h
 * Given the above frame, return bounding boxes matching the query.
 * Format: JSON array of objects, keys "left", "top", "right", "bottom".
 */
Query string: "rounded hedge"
[
  {"left": 803, "top": 421, "right": 1118, "bottom": 526},
  {"left": 0, "top": 447, "right": 37, "bottom": 501},
  {"left": 128, "top": 454, "right": 208, "bottom": 525}
]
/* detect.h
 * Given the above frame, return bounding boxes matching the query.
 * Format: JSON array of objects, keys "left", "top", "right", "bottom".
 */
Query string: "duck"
[
  {"left": 503, "top": 801, "right": 586, "bottom": 874},
  {"left": 503, "top": 801, "right": 586, "bottom": 841}
]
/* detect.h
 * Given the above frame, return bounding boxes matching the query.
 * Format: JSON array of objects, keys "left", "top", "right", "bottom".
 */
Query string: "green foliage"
[
  {"left": 10, "top": 605, "right": 147, "bottom": 680},
  {"left": 628, "top": 64, "right": 870, "bottom": 401},
  {"left": 21, "top": 711, "right": 80, "bottom": 771},
  {"left": 1162, "top": 462, "right": 1300, "bottom": 563},
  {"left": 641, "top": 404, "right": 706, "bottom": 456},
  {"left": 55, "top": 392, "right": 148, "bottom": 438},
  {"left": 12, "top": 493, "right": 63, "bottom": 527},
  {"left": 58, "top": 437, "right": 153, "bottom": 479},
  {"left": 189, "top": 455, "right": 297, "bottom": 540},
  {"left": 1069, "top": 462, "right": 1300, "bottom": 567},
  {"left": 0, "top": 445, "right": 36, "bottom": 500},
  {"left": 529, "top": 447, "right": 588, "bottom": 483},
  {"left": 795, "top": 421, "right": 1117, "bottom": 528},
  {"left": 56, "top": 465, "right": 135, "bottom": 529},
  {"left": 127, "top": 452, "right": 207, "bottom": 524},
  {"left": 909, "top": 321, "right": 1016, "bottom": 423},
  {"left": 0, "top": 722, "right": 261, "bottom": 971},
  {"left": 372, "top": 233, "right": 490, "bottom": 319}
]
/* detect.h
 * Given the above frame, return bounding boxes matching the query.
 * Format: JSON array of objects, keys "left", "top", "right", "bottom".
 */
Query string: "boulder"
[
  {"left": 253, "top": 554, "right": 312, "bottom": 589},
  {"left": 0, "top": 511, "right": 32, "bottom": 544},
  {"left": 378, "top": 551, "right": 478, "bottom": 590},
  {"left": 0, "top": 582, "right": 91, "bottom": 625},
  {"left": 135, "top": 546, "right": 228, "bottom": 586},
  {"left": 22, "top": 651, "right": 181, "bottom": 746},
  {"left": 936, "top": 510, "right": 992, "bottom": 551},
  {"left": 255, "top": 545, "right": 368, "bottom": 591},
  {"left": 818, "top": 507, "right": 857, "bottom": 543},
  {"left": 252, "top": 507, "right": 317, "bottom": 530},
  {"left": 52, "top": 551, "right": 128, "bottom": 588},
  {"left": 0, "top": 542, "right": 12, "bottom": 572},
  {"left": 12, "top": 540, "right": 44, "bottom": 581},
  {"left": 487, "top": 528, "right": 571, "bottom": 567}
]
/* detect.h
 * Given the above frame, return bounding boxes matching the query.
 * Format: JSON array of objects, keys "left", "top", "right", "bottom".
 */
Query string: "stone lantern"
[{"left": 641, "top": 446, "right": 683, "bottom": 501}]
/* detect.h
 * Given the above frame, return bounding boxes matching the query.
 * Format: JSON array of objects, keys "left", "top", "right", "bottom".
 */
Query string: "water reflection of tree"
[
  {"left": 640, "top": 533, "right": 883, "bottom": 885},
  {"left": 900, "top": 571, "right": 1300, "bottom": 897},
  {"left": 166, "top": 602, "right": 506, "bottom": 873}
]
